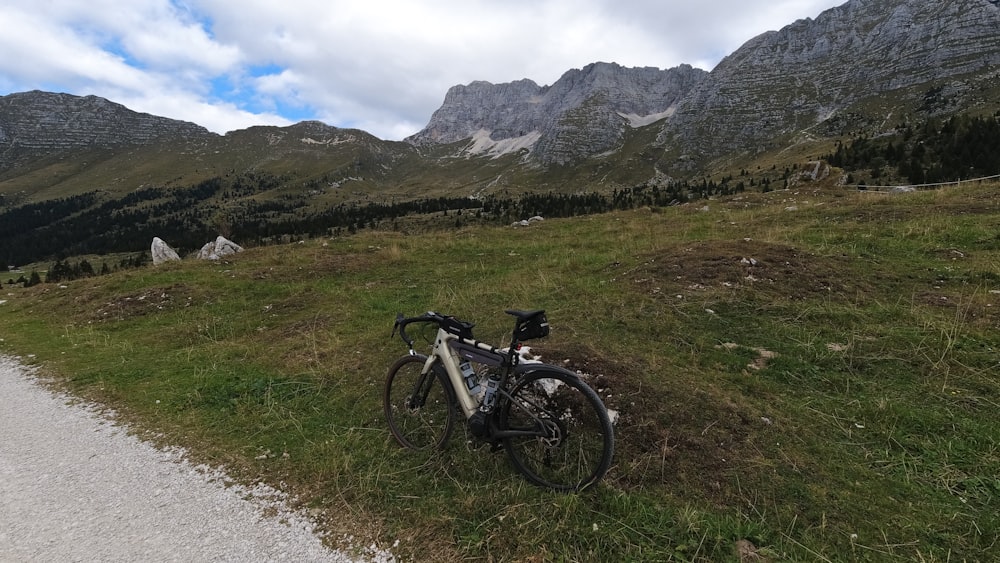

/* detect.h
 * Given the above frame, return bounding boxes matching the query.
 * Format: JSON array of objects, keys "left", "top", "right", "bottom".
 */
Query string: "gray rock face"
[
  {"left": 151, "top": 237, "right": 181, "bottom": 265},
  {"left": 658, "top": 0, "right": 1000, "bottom": 160},
  {"left": 0, "top": 91, "right": 212, "bottom": 166},
  {"left": 413, "top": 0, "right": 1000, "bottom": 169},
  {"left": 408, "top": 62, "right": 707, "bottom": 165},
  {"left": 410, "top": 79, "right": 545, "bottom": 145}
]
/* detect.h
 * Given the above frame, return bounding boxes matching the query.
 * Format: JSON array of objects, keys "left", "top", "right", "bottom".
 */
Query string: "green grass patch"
[{"left": 2, "top": 182, "right": 999, "bottom": 561}]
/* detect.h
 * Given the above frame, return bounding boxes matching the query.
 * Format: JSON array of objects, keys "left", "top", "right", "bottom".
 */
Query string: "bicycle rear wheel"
[
  {"left": 384, "top": 354, "right": 456, "bottom": 450},
  {"left": 499, "top": 367, "right": 614, "bottom": 491}
]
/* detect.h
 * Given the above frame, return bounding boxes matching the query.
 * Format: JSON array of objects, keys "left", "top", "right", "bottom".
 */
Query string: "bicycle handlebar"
[
  {"left": 393, "top": 311, "right": 445, "bottom": 348},
  {"left": 394, "top": 310, "right": 540, "bottom": 357}
]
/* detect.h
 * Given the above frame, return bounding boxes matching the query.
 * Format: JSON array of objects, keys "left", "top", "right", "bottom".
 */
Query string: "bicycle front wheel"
[
  {"left": 384, "top": 354, "right": 456, "bottom": 450},
  {"left": 499, "top": 367, "right": 614, "bottom": 491}
]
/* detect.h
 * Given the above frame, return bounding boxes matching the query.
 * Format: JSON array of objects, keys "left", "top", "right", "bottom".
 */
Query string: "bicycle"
[{"left": 384, "top": 309, "right": 614, "bottom": 491}]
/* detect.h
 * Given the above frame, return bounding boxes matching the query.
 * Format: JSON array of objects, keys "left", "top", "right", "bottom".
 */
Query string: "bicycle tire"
[
  {"left": 384, "top": 354, "right": 456, "bottom": 450},
  {"left": 499, "top": 366, "right": 614, "bottom": 491}
]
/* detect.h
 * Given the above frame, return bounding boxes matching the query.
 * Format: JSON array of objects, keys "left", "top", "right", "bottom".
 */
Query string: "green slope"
[{"left": 2, "top": 181, "right": 998, "bottom": 561}]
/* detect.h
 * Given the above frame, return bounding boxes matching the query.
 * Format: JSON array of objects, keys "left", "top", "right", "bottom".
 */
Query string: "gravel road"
[{"left": 0, "top": 355, "right": 391, "bottom": 562}]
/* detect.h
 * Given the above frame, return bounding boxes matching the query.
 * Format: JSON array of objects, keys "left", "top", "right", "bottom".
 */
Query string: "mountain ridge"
[
  {"left": 408, "top": 62, "right": 708, "bottom": 165},
  {"left": 5, "top": 0, "right": 1000, "bottom": 182},
  {"left": 656, "top": 0, "right": 1000, "bottom": 162},
  {"left": 4, "top": 0, "right": 1000, "bottom": 267},
  {"left": 0, "top": 90, "right": 212, "bottom": 155}
]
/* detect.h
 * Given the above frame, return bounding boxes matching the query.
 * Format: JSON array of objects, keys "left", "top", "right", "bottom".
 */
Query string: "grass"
[{"left": 2, "top": 181, "right": 999, "bottom": 561}]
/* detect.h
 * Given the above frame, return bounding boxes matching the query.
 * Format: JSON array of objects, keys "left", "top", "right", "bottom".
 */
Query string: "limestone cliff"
[
  {"left": 658, "top": 0, "right": 1000, "bottom": 160},
  {"left": 408, "top": 62, "right": 707, "bottom": 165},
  {"left": 413, "top": 0, "right": 1000, "bottom": 168},
  {"left": 0, "top": 91, "right": 212, "bottom": 168}
]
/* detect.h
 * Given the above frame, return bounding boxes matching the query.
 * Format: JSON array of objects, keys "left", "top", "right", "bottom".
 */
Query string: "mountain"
[
  {"left": 411, "top": 0, "right": 1000, "bottom": 169},
  {"left": 0, "top": 94, "right": 416, "bottom": 204},
  {"left": 0, "top": 91, "right": 212, "bottom": 165},
  {"left": 657, "top": 0, "right": 1000, "bottom": 162},
  {"left": 4, "top": 0, "right": 1000, "bottom": 267},
  {"left": 5, "top": 0, "right": 1000, "bottom": 187},
  {"left": 408, "top": 62, "right": 707, "bottom": 165}
]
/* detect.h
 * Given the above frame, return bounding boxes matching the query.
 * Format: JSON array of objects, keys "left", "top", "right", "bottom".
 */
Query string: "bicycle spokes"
[
  {"left": 384, "top": 355, "right": 455, "bottom": 450},
  {"left": 405, "top": 370, "right": 436, "bottom": 410},
  {"left": 500, "top": 370, "right": 614, "bottom": 491}
]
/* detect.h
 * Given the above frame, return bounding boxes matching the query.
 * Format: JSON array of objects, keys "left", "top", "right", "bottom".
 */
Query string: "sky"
[{"left": 0, "top": 0, "right": 846, "bottom": 140}]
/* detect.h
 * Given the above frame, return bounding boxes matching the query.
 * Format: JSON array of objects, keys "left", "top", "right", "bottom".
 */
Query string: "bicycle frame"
[
  {"left": 421, "top": 327, "right": 507, "bottom": 418},
  {"left": 418, "top": 327, "right": 573, "bottom": 442},
  {"left": 388, "top": 309, "right": 614, "bottom": 491}
]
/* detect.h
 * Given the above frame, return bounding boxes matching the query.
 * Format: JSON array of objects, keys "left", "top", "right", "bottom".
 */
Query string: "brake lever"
[{"left": 392, "top": 312, "right": 404, "bottom": 338}]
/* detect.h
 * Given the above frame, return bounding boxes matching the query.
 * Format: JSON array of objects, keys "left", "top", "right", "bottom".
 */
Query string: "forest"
[
  {"left": 826, "top": 113, "right": 1000, "bottom": 185},
  {"left": 0, "top": 173, "right": 736, "bottom": 272}
]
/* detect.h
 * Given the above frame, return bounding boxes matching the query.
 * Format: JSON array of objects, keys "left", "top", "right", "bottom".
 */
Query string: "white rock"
[
  {"left": 197, "top": 236, "right": 244, "bottom": 260},
  {"left": 151, "top": 237, "right": 181, "bottom": 265}
]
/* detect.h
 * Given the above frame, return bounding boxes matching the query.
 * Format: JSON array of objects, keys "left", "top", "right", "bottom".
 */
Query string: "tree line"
[
  {"left": 0, "top": 177, "right": 233, "bottom": 267},
  {"left": 1, "top": 170, "right": 742, "bottom": 270},
  {"left": 826, "top": 113, "right": 1000, "bottom": 185},
  {"left": 5, "top": 253, "right": 150, "bottom": 288}
]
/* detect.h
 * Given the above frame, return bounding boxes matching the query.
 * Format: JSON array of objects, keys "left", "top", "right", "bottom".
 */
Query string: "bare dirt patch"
[
  {"left": 87, "top": 284, "right": 197, "bottom": 322},
  {"left": 628, "top": 239, "right": 871, "bottom": 301},
  {"left": 545, "top": 345, "right": 774, "bottom": 506}
]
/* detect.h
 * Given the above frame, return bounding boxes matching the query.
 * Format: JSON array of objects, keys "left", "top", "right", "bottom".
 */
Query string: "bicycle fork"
[{"left": 405, "top": 364, "right": 438, "bottom": 411}]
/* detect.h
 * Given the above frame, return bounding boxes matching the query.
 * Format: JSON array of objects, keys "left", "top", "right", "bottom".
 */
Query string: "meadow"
[{"left": 2, "top": 181, "right": 998, "bottom": 561}]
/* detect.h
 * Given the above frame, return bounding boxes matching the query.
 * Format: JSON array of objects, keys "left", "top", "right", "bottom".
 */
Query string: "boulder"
[
  {"left": 197, "top": 236, "right": 244, "bottom": 260},
  {"left": 151, "top": 237, "right": 180, "bottom": 265},
  {"left": 512, "top": 216, "right": 544, "bottom": 228}
]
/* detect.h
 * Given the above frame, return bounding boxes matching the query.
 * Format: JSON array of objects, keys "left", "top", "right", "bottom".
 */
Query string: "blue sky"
[{"left": 0, "top": 0, "right": 846, "bottom": 140}]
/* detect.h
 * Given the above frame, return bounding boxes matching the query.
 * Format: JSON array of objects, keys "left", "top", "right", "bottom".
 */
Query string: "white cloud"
[
  {"left": 0, "top": 0, "right": 847, "bottom": 139},
  {"left": 125, "top": 92, "right": 292, "bottom": 133}
]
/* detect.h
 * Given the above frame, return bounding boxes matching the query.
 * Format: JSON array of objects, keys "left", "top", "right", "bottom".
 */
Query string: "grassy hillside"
[
  {"left": 0, "top": 121, "right": 655, "bottom": 207},
  {"left": 2, "top": 180, "right": 999, "bottom": 561}
]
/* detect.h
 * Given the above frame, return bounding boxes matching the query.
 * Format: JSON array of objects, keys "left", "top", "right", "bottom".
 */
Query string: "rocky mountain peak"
[
  {"left": 410, "top": 0, "right": 1000, "bottom": 171},
  {"left": 410, "top": 78, "right": 546, "bottom": 145},
  {"left": 657, "top": 0, "right": 1000, "bottom": 161},
  {"left": 408, "top": 62, "right": 708, "bottom": 165}
]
